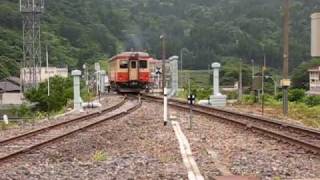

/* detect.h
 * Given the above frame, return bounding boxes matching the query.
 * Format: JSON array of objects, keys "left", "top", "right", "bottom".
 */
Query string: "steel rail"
[
  {"left": 142, "top": 94, "right": 320, "bottom": 154},
  {"left": 0, "top": 99, "right": 141, "bottom": 163},
  {"left": 0, "top": 96, "right": 127, "bottom": 146}
]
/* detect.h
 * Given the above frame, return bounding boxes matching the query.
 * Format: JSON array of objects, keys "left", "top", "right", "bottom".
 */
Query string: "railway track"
[
  {"left": 142, "top": 94, "right": 320, "bottom": 154},
  {"left": 0, "top": 96, "right": 141, "bottom": 163}
]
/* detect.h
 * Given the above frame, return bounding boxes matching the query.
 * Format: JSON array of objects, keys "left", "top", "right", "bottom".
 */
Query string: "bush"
[
  {"left": 25, "top": 76, "right": 73, "bottom": 112},
  {"left": 304, "top": 96, "right": 320, "bottom": 107},
  {"left": 242, "top": 95, "right": 256, "bottom": 105},
  {"left": 182, "top": 80, "right": 212, "bottom": 100},
  {"left": 289, "top": 103, "right": 320, "bottom": 128},
  {"left": 226, "top": 91, "right": 238, "bottom": 100},
  {"left": 288, "top": 89, "right": 306, "bottom": 102},
  {"left": 10, "top": 104, "right": 33, "bottom": 118},
  {"left": 264, "top": 95, "right": 281, "bottom": 106}
]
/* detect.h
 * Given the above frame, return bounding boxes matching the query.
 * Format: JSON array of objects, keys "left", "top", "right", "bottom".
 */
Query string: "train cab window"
[
  {"left": 131, "top": 61, "right": 137, "bottom": 69},
  {"left": 139, "top": 60, "right": 148, "bottom": 69},
  {"left": 120, "top": 60, "right": 128, "bottom": 69}
]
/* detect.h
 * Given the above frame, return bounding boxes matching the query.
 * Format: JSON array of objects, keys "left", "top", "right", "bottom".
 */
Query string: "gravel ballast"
[{"left": 1, "top": 99, "right": 319, "bottom": 179}]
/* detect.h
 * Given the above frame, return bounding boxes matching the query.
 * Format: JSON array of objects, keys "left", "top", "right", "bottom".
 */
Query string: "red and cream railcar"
[{"left": 108, "top": 52, "right": 154, "bottom": 92}]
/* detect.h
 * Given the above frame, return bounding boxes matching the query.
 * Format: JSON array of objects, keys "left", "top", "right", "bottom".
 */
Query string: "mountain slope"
[{"left": 0, "top": 0, "right": 319, "bottom": 79}]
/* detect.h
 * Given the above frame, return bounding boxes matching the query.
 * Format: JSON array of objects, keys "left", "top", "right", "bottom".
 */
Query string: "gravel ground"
[
  {"left": 172, "top": 105, "right": 320, "bottom": 180},
  {"left": 1, "top": 99, "right": 319, "bottom": 180},
  {"left": 0, "top": 101, "right": 187, "bottom": 180},
  {"left": 0, "top": 95, "right": 123, "bottom": 141}
]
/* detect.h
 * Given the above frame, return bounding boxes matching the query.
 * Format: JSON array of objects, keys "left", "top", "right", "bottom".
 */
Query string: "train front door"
[{"left": 129, "top": 60, "right": 138, "bottom": 81}]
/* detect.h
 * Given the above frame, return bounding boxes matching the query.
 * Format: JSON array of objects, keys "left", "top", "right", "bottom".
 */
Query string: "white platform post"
[
  {"left": 169, "top": 56, "right": 179, "bottom": 96},
  {"left": 72, "top": 70, "right": 82, "bottom": 112},
  {"left": 210, "top": 63, "right": 227, "bottom": 107},
  {"left": 100, "top": 70, "right": 106, "bottom": 93},
  {"left": 164, "top": 88, "right": 168, "bottom": 126},
  {"left": 3, "top": 115, "right": 8, "bottom": 125}
]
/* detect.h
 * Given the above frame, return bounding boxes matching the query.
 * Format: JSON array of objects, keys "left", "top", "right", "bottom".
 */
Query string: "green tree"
[
  {"left": 25, "top": 76, "right": 73, "bottom": 112},
  {"left": 291, "top": 58, "right": 320, "bottom": 89}
]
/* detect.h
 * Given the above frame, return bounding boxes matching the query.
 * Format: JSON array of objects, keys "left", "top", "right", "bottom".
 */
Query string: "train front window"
[
  {"left": 139, "top": 60, "right": 148, "bottom": 69},
  {"left": 120, "top": 60, "right": 128, "bottom": 69},
  {"left": 131, "top": 61, "right": 137, "bottom": 69}
]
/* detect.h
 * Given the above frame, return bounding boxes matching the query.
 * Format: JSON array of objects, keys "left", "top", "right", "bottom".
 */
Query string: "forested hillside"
[{"left": 0, "top": 0, "right": 319, "bottom": 79}]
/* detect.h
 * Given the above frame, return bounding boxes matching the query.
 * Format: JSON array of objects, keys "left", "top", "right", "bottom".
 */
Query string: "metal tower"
[{"left": 20, "top": 0, "right": 44, "bottom": 90}]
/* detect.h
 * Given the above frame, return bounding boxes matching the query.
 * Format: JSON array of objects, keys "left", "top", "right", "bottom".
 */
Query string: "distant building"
[
  {"left": 308, "top": 66, "right": 320, "bottom": 95},
  {"left": 20, "top": 67, "right": 68, "bottom": 85},
  {"left": 0, "top": 77, "right": 24, "bottom": 105}
]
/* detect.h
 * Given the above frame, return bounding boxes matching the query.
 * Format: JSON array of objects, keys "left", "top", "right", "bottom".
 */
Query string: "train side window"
[
  {"left": 139, "top": 60, "right": 148, "bottom": 68},
  {"left": 131, "top": 61, "right": 137, "bottom": 69},
  {"left": 120, "top": 60, "right": 128, "bottom": 69}
]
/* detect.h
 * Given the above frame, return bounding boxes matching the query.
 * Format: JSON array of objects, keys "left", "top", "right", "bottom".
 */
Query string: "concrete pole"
[
  {"left": 100, "top": 70, "right": 106, "bottom": 93},
  {"left": 72, "top": 70, "right": 82, "bottom": 112},
  {"left": 212, "top": 63, "right": 221, "bottom": 95},
  {"left": 169, "top": 56, "right": 179, "bottom": 96},
  {"left": 46, "top": 45, "right": 50, "bottom": 97},
  {"left": 96, "top": 71, "right": 100, "bottom": 95},
  {"left": 210, "top": 62, "right": 227, "bottom": 107}
]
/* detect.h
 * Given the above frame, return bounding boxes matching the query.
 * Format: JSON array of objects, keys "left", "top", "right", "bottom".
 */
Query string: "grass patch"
[
  {"left": 92, "top": 150, "right": 108, "bottom": 162},
  {"left": 241, "top": 95, "right": 320, "bottom": 128},
  {"left": 289, "top": 103, "right": 320, "bottom": 128},
  {"left": 179, "top": 70, "right": 211, "bottom": 88}
]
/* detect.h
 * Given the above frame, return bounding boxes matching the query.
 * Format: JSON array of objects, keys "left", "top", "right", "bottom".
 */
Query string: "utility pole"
[
  {"left": 161, "top": 35, "right": 166, "bottom": 92},
  {"left": 238, "top": 59, "right": 243, "bottom": 102},
  {"left": 282, "top": 0, "right": 290, "bottom": 116},
  {"left": 46, "top": 45, "right": 50, "bottom": 97},
  {"left": 46, "top": 44, "right": 50, "bottom": 118},
  {"left": 236, "top": 40, "right": 243, "bottom": 102},
  {"left": 261, "top": 51, "right": 266, "bottom": 115}
]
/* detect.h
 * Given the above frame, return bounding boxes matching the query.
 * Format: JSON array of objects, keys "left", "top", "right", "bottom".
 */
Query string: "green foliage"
[
  {"left": 10, "top": 104, "right": 33, "bottom": 118},
  {"left": 0, "top": 0, "right": 319, "bottom": 80},
  {"left": 81, "top": 87, "right": 94, "bottom": 102},
  {"left": 183, "top": 80, "right": 212, "bottom": 100},
  {"left": 264, "top": 95, "right": 281, "bottom": 106},
  {"left": 242, "top": 95, "right": 256, "bottom": 105},
  {"left": 226, "top": 91, "right": 238, "bottom": 100},
  {"left": 289, "top": 103, "right": 320, "bottom": 128},
  {"left": 220, "top": 57, "right": 252, "bottom": 86},
  {"left": 291, "top": 58, "right": 320, "bottom": 89},
  {"left": 288, "top": 89, "right": 306, "bottom": 102},
  {"left": 304, "top": 96, "right": 320, "bottom": 107},
  {"left": 24, "top": 76, "right": 73, "bottom": 112}
]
